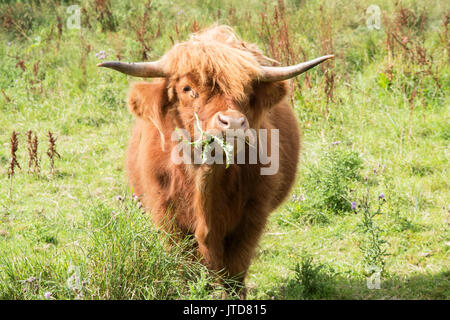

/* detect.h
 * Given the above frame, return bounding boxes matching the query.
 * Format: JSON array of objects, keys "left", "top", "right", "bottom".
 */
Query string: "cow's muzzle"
[{"left": 213, "top": 110, "right": 248, "bottom": 132}]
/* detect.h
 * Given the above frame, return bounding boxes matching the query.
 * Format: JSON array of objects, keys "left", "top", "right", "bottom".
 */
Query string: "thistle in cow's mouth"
[
  {"left": 187, "top": 112, "right": 233, "bottom": 168},
  {"left": 177, "top": 112, "right": 253, "bottom": 168}
]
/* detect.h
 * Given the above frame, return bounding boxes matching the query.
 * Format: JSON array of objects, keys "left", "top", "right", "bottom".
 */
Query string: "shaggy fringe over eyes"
[{"left": 161, "top": 25, "right": 276, "bottom": 102}]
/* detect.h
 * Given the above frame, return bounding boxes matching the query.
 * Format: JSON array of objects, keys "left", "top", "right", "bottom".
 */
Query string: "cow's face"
[
  {"left": 172, "top": 74, "right": 292, "bottom": 139},
  {"left": 173, "top": 74, "right": 250, "bottom": 138},
  {"left": 128, "top": 73, "right": 290, "bottom": 144}
]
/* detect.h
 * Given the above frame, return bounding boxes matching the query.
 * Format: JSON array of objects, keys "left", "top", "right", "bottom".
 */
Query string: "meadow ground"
[{"left": 0, "top": 0, "right": 448, "bottom": 299}]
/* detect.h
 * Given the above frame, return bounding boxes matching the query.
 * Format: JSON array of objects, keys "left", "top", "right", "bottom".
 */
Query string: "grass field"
[{"left": 0, "top": 0, "right": 448, "bottom": 299}]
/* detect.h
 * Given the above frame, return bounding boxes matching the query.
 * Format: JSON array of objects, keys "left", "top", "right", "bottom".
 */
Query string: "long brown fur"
[{"left": 125, "top": 26, "right": 300, "bottom": 298}]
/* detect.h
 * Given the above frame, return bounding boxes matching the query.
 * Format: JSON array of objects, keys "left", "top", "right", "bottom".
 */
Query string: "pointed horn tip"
[{"left": 97, "top": 61, "right": 117, "bottom": 68}]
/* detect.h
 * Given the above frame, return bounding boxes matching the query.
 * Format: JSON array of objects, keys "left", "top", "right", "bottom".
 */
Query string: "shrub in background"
[
  {"left": 282, "top": 252, "right": 336, "bottom": 299},
  {"left": 283, "top": 146, "right": 363, "bottom": 225}
]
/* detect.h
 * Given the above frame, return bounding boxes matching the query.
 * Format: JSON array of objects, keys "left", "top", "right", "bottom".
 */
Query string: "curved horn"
[
  {"left": 97, "top": 60, "right": 167, "bottom": 78},
  {"left": 259, "top": 55, "right": 334, "bottom": 82}
]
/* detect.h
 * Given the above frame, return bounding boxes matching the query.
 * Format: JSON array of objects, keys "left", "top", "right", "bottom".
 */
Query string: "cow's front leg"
[
  {"left": 195, "top": 222, "right": 225, "bottom": 272},
  {"left": 223, "top": 209, "right": 269, "bottom": 299}
]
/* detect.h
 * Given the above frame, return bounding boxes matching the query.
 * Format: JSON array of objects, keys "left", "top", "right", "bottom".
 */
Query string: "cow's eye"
[{"left": 183, "top": 86, "right": 191, "bottom": 92}]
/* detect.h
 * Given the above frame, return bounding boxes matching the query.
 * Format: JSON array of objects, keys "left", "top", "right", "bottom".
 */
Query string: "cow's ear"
[
  {"left": 128, "top": 80, "right": 169, "bottom": 126},
  {"left": 252, "top": 80, "right": 290, "bottom": 110}
]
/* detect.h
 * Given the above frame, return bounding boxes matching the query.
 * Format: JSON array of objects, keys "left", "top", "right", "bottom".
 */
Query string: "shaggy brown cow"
[{"left": 99, "top": 25, "right": 332, "bottom": 297}]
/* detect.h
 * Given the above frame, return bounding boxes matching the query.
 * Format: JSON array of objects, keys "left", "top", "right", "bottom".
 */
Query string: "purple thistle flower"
[
  {"left": 379, "top": 193, "right": 385, "bottom": 200},
  {"left": 351, "top": 201, "right": 357, "bottom": 210},
  {"left": 44, "top": 292, "right": 52, "bottom": 299},
  {"left": 95, "top": 50, "right": 107, "bottom": 60}
]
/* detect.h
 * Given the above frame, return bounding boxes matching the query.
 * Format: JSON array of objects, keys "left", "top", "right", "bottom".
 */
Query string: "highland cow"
[{"left": 99, "top": 25, "right": 333, "bottom": 297}]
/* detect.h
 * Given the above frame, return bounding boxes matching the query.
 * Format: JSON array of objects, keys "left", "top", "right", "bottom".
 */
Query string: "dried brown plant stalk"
[
  {"left": 258, "top": 0, "right": 307, "bottom": 93},
  {"left": 8, "top": 131, "right": 21, "bottom": 200},
  {"left": 319, "top": 5, "right": 335, "bottom": 109},
  {"left": 26, "top": 130, "right": 40, "bottom": 174},
  {"left": 46, "top": 131, "right": 60, "bottom": 175},
  {"left": 8, "top": 131, "right": 21, "bottom": 178},
  {"left": 1, "top": 89, "right": 12, "bottom": 103},
  {"left": 94, "top": 0, "right": 117, "bottom": 32},
  {"left": 130, "top": 0, "right": 161, "bottom": 60}
]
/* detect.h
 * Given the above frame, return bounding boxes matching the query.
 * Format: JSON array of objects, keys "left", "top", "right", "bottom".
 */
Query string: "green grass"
[{"left": 0, "top": 0, "right": 449, "bottom": 300}]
